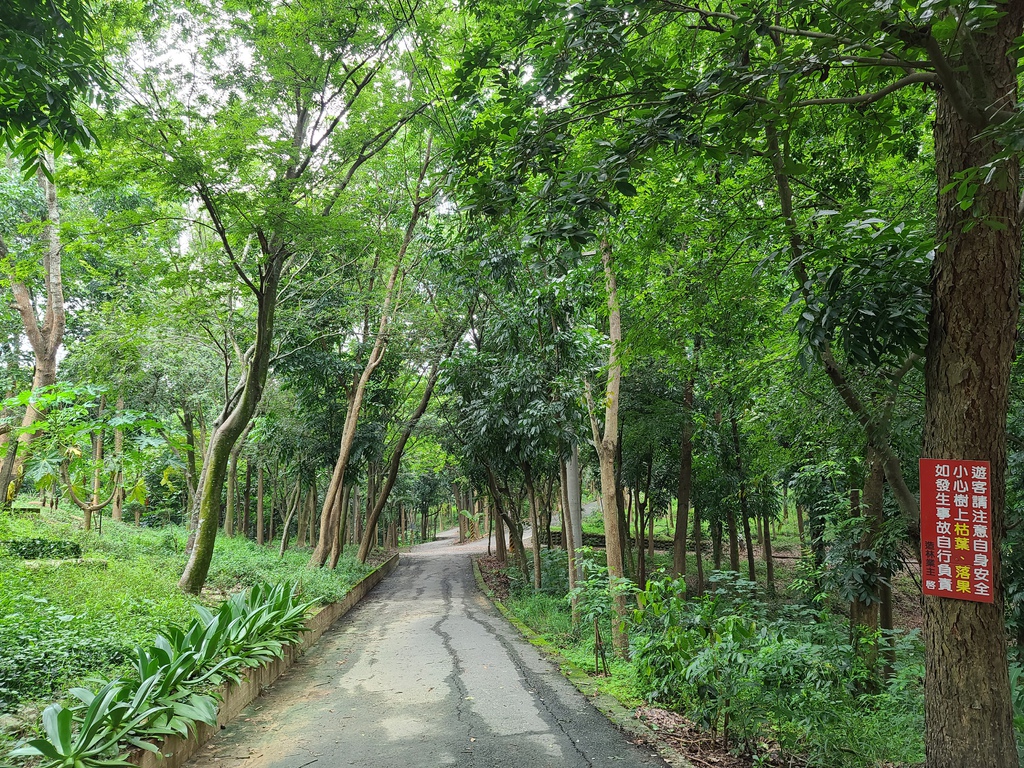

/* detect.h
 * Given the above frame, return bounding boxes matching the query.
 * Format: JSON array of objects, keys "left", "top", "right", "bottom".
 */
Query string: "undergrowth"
[
  {"left": 0, "top": 505, "right": 374, "bottom": 736},
  {"left": 487, "top": 548, "right": 927, "bottom": 768}
]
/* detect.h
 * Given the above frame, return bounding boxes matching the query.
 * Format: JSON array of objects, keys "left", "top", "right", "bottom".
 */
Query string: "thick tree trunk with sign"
[{"left": 921, "top": 6, "right": 1021, "bottom": 765}]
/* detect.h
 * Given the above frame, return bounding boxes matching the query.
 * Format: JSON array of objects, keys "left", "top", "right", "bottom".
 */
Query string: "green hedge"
[{"left": 0, "top": 539, "right": 82, "bottom": 559}]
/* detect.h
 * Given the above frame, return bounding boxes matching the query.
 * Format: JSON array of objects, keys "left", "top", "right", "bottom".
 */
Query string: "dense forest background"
[{"left": 2, "top": 0, "right": 1024, "bottom": 766}]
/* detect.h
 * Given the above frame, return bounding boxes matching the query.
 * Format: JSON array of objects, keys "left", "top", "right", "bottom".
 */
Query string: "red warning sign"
[{"left": 920, "top": 459, "right": 993, "bottom": 603}]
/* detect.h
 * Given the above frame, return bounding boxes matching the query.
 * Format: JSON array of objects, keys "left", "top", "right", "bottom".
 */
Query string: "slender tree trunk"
[
  {"left": 727, "top": 506, "right": 740, "bottom": 572},
  {"left": 296, "top": 484, "right": 309, "bottom": 549},
  {"left": 693, "top": 503, "right": 704, "bottom": 596},
  {"left": 585, "top": 237, "right": 628, "bottom": 657},
  {"left": 852, "top": 448, "right": 883, "bottom": 634},
  {"left": 524, "top": 465, "right": 542, "bottom": 590},
  {"left": 86, "top": 396, "right": 107, "bottom": 532},
  {"left": 1, "top": 158, "right": 67, "bottom": 494},
  {"left": 242, "top": 462, "right": 252, "bottom": 537},
  {"left": 256, "top": 465, "right": 265, "bottom": 546},
  {"left": 355, "top": 351, "right": 448, "bottom": 563},
  {"left": 486, "top": 468, "right": 528, "bottom": 576},
  {"left": 111, "top": 394, "right": 125, "bottom": 522},
  {"left": 311, "top": 147, "right": 432, "bottom": 568},
  {"left": 224, "top": 424, "right": 250, "bottom": 537},
  {"left": 279, "top": 480, "right": 301, "bottom": 557},
  {"left": 494, "top": 496, "right": 507, "bottom": 563},
  {"left": 560, "top": 459, "right": 578, "bottom": 600},
  {"left": 178, "top": 249, "right": 285, "bottom": 593},
  {"left": 712, "top": 517, "right": 723, "bottom": 570},
  {"left": 762, "top": 508, "right": 774, "bottom": 595}
]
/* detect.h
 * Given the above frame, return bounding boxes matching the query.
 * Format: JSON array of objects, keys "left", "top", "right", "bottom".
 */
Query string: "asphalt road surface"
[{"left": 186, "top": 530, "right": 668, "bottom": 768}]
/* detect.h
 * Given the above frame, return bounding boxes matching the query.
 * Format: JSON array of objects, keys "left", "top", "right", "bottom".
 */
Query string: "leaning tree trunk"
[
  {"left": 178, "top": 253, "right": 284, "bottom": 594},
  {"left": 922, "top": 6, "right": 1022, "bottom": 763},
  {"left": 312, "top": 144, "right": 431, "bottom": 568},
  {"left": 357, "top": 353, "right": 447, "bottom": 562}
]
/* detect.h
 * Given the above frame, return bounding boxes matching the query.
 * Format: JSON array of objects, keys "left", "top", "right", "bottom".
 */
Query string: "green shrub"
[
  {"left": 627, "top": 570, "right": 925, "bottom": 766},
  {"left": 0, "top": 539, "right": 82, "bottom": 559}
]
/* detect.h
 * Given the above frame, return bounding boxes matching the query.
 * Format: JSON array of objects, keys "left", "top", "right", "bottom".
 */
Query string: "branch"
[
  {"left": 60, "top": 463, "right": 118, "bottom": 513},
  {"left": 788, "top": 72, "right": 938, "bottom": 107}
]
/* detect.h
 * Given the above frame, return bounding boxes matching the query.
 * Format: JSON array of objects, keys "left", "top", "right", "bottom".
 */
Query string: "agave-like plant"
[
  {"left": 10, "top": 681, "right": 168, "bottom": 768},
  {"left": 7, "top": 581, "right": 317, "bottom": 768}
]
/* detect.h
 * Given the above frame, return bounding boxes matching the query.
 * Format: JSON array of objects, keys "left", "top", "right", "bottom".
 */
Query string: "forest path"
[{"left": 185, "top": 530, "right": 667, "bottom": 768}]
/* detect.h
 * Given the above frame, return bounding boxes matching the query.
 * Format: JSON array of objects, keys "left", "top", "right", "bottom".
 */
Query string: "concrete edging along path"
[{"left": 130, "top": 553, "right": 401, "bottom": 768}]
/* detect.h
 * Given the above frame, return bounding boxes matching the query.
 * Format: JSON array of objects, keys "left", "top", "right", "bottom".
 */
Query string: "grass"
[
  {"left": 0, "top": 503, "right": 377, "bottom": 749},
  {"left": 494, "top": 588, "right": 643, "bottom": 706}
]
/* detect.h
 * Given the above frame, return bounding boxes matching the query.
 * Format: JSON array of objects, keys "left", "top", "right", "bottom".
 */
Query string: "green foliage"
[
  {"left": 0, "top": 510, "right": 369, "bottom": 717},
  {"left": 0, "top": 538, "right": 81, "bottom": 559},
  {"left": 566, "top": 546, "right": 636, "bottom": 628},
  {"left": 204, "top": 537, "right": 373, "bottom": 604},
  {"left": 6, "top": 582, "right": 314, "bottom": 768},
  {"left": 627, "top": 571, "right": 924, "bottom": 766},
  {"left": 0, "top": 0, "right": 106, "bottom": 172}
]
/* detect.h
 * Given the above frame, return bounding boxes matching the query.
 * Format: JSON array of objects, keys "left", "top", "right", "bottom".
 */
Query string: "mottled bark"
[
  {"left": 585, "top": 238, "right": 628, "bottom": 656},
  {"left": 922, "top": 5, "right": 1022, "bottom": 763}
]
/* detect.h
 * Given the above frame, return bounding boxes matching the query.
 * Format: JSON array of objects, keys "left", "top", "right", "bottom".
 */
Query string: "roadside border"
[{"left": 130, "top": 553, "right": 401, "bottom": 768}]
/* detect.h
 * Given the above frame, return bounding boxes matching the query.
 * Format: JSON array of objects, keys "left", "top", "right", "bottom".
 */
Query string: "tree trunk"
[
  {"left": 560, "top": 458, "right": 578, "bottom": 598},
  {"left": 727, "top": 505, "right": 740, "bottom": 572},
  {"left": 852, "top": 449, "right": 883, "bottom": 634},
  {"left": 485, "top": 468, "right": 528, "bottom": 577},
  {"left": 712, "top": 517, "right": 723, "bottom": 570},
  {"left": 256, "top": 465, "right": 265, "bottom": 546},
  {"left": 922, "top": 6, "right": 1022, "bottom": 763},
  {"left": 567, "top": 444, "right": 584, "bottom": 578},
  {"left": 279, "top": 480, "right": 301, "bottom": 557},
  {"left": 762, "top": 508, "right": 774, "bottom": 596},
  {"left": 86, "top": 395, "right": 106, "bottom": 532},
  {"left": 242, "top": 462, "right": 252, "bottom": 538},
  {"left": 494, "top": 496, "right": 507, "bottom": 564},
  {"left": 693, "top": 502, "right": 704, "bottom": 596},
  {"left": 224, "top": 424, "right": 250, "bottom": 537},
  {"left": 1, "top": 158, "right": 67, "bottom": 492},
  {"left": 296, "top": 483, "right": 309, "bottom": 549},
  {"left": 329, "top": 483, "right": 350, "bottom": 569},
  {"left": 356, "top": 353, "right": 446, "bottom": 561},
  {"left": 524, "top": 465, "right": 542, "bottom": 591},
  {"left": 311, "top": 148, "right": 431, "bottom": 568},
  {"left": 112, "top": 394, "right": 125, "bottom": 522},
  {"left": 732, "top": 411, "right": 754, "bottom": 583},
  {"left": 178, "top": 250, "right": 285, "bottom": 593},
  {"left": 585, "top": 237, "right": 628, "bottom": 657}
]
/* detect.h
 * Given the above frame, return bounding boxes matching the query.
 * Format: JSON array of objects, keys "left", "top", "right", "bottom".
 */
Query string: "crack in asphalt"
[
  {"left": 430, "top": 574, "right": 490, "bottom": 764},
  {"left": 463, "top": 601, "right": 596, "bottom": 767},
  {"left": 184, "top": 533, "right": 666, "bottom": 768}
]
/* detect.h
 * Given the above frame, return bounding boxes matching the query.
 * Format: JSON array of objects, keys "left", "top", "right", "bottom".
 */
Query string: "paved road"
[{"left": 187, "top": 530, "right": 667, "bottom": 768}]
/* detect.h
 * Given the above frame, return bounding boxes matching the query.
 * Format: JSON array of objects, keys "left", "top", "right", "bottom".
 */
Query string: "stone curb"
[
  {"left": 130, "top": 553, "right": 401, "bottom": 768},
  {"left": 470, "top": 558, "right": 691, "bottom": 768}
]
